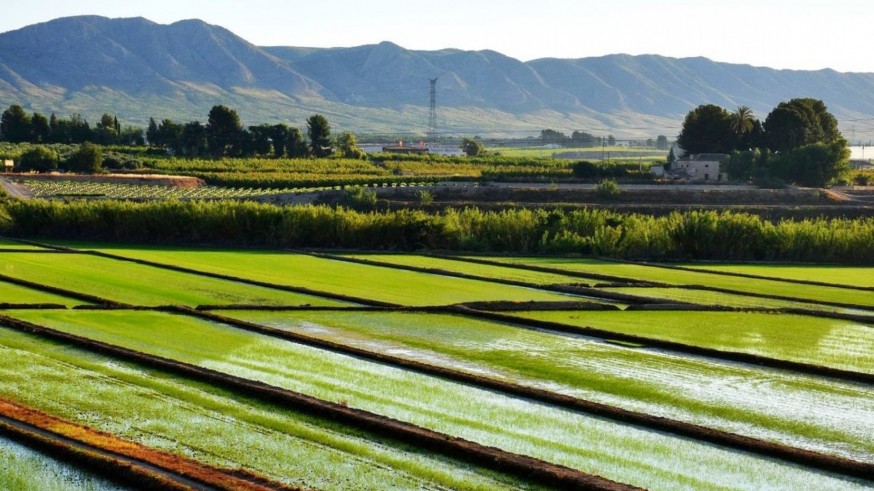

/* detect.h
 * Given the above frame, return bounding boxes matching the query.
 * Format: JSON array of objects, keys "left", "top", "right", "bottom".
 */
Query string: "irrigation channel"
[{"left": 0, "top": 237, "right": 872, "bottom": 489}]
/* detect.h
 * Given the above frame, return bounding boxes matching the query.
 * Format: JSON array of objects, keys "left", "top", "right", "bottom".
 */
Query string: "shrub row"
[{"left": 1, "top": 199, "right": 872, "bottom": 262}]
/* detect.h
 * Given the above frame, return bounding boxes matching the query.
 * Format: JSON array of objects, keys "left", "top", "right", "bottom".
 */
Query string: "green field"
[
  {"left": 2, "top": 241, "right": 873, "bottom": 490},
  {"left": 478, "top": 257, "right": 874, "bottom": 307},
  {"left": 0, "top": 280, "right": 83, "bottom": 307},
  {"left": 217, "top": 309, "right": 874, "bottom": 463},
  {"left": 0, "top": 252, "right": 347, "bottom": 307},
  {"left": 511, "top": 310, "right": 874, "bottom": 374},
  {"left": 0, "top": 437, "right": 127, "bottom": 491},
  {"left": 603, "top": 286, "right": 863, "bottom": 312},
  {"left": 684, "top": 263, "right": 874, "bottom": 288},
  {"left": 0, "top": 327, "right": 527, "bottom": 490},
  {"left": 6, "top": 309, "right": 870, "bottom": 490},
  {"left": 66, "top": 246, "right": 573, "bottom": 306},
  {"left": 344, "top": 253, "right": 589, "bottom": 286}
]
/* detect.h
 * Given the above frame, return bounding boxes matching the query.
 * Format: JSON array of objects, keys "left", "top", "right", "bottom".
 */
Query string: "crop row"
[{"left": 4, "top": 309, "right": 870, "bottom": 490}]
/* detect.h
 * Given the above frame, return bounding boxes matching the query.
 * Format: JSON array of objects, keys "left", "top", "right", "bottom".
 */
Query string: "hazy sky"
[{"left": 2, "top": 0, "right": 871, "bottom": 72}]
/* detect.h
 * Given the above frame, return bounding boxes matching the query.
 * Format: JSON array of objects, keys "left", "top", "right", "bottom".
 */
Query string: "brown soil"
[{"left": 0, "top": 397, "right": 297, "bottom": 490}]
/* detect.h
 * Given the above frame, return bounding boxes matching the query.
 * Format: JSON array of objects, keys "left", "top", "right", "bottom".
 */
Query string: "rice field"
[
  {"left": 0, "top": 436, "right": 127, "bottom": 491},
  {"left": 0, "top": 239, "right": 871, "bottom": 490}
]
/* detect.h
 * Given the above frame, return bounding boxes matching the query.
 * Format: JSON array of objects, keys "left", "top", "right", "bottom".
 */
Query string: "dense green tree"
[
  {"left": 147, "top": 117, "right": 160, "bottom": 146},
  {"left": 65, "top": 142, "right": 103, "bottom": 173},
  {"left": 286, "top": 127, "right": 307, "bottom": 158},
  {"left": 571, "top": 131, "right": 599, "bottom": 147},
  {"left": 157, "top": 119, "right": 182, "bottom": 150},
  {"left": 207, "top": 105, "right": 243, "bottom": 156},
  {"left": 306, "top": 114, "right": 333, "bottom": 157},
  {"left": 31, "top": 112, "right": 50, "bottom": 143},
  {"left": 336, "top": 131, "right": 365, "bottom": 159},
  {"left": 656, "top": 135, "right": 669, "bottom": 150},
  {"left": 676, "top": 104, "right": 734, "bottom": 154},
  {"left": 17, "top": 146, "right": 59, "bottom": 172},
  {"left": 174, "top": 122, "right": 207, "bottom": 157},
  {"left": 269, "top": 124, "right": 289, "bottom": 158},
  {"left": 94, "top": 113, "right": 119, "bottom": 145},
  {"left": 540, "top": 129, "right": 568, "bottom": 145},
  {"left": 67, "top": 114, "right": 93, "bottom": 144},
  {"left": 119, "top": 126, "right": 145, "bottom": 146},
  {"left": 607, "top": 135, "right": 616, "bottom": 146},
  {"left": 1, "top": 105, "right": 32, "bottom": 143},
  {"left": 461, "top": 137, "right": 484, "bottom": 157},
  {"left": 768, "top": 142, "right": 849, "bottom": 187},
  {"left": 248, "top": 124, "right": 274, "bottom": 156},
  {"left": 764, "top": 98, "right": 843, "bottom": 152}
]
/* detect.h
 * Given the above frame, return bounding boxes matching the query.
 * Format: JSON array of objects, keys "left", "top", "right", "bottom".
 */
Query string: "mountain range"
[{"left": 2, "top": 15, "right": 874, "bottom": 140}]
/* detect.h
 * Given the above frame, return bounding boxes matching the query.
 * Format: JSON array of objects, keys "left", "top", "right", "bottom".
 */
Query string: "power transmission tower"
[{"left": 428, "top": 78, "right": 438, "bottom": 143}]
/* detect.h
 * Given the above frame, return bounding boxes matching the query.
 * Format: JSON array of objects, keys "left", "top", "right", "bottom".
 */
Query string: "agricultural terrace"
[{"left": 0, "top": 239, "right": 871, "bottom": 489}]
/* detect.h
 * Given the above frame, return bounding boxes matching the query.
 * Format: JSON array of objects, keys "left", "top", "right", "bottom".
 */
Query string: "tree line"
[
  {"left": 0, "top": 104, "right": 365, "bottom": 162},
  {"left": 0, "top": 105, "right": 145, "bottom": 146},
  {"left": 676, "top": 98, "right": 850, "bottom": 186}
]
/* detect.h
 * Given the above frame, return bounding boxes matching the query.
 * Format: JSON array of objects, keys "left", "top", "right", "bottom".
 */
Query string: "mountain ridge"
[{"left": 2, "top": 15, "right": 874, "bottom": 139}]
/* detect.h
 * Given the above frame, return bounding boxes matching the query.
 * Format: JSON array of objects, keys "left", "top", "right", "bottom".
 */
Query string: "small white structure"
[
  {"left": 670, "top": 153, "right": 728, "bottom": 182},
  {"left": 2, "top": 159, "right": 13, "bottom": 172}
]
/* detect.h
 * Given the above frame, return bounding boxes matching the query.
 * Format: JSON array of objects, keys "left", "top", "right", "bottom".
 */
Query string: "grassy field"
[
  {"left": 602, "top": 287, "right": 863, "bottom": 312},
  {"left": 510, "top": 310, "right": 874, "bottom": 374},
  {"left": 0, "top": 280, "right": 84, "bottom": 307},
  {"left": 6, "top": 309, "right": 870, "bottom": 490},
  {"left": 0, "top": 436, "right": 126, "bottom": 491},
  {"left": 2, "top": 241, "right": 873, "bottom": 489},
  {"left": 0, "top": 252, "right": 348, "bottom": 307},
  {"left": 683, "top": 263, "right": 874, "bottom": 288},
  {"left": 478, "top": 257, "right": 874, "bottom": 307},
  {"left": 0, "top": 326, "right": 528, "bottom": 490},
  {"left": 216, "top": 309, "right": 874, "bottom": 463},
  {"left": 66, "top": 246, "right": 573, "bottom": 306},
  {"left": 343, "top": 253, "right": 589, "bottom": 286}
]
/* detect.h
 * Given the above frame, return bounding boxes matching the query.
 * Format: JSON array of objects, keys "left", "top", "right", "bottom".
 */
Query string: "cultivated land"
[{"left": 0, "top": 240, "right": 872, "bottom": 489}]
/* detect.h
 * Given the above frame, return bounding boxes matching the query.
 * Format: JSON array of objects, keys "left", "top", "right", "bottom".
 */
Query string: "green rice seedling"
[{"left": 8, "top": 309, "right": 873, "bottom": 490}]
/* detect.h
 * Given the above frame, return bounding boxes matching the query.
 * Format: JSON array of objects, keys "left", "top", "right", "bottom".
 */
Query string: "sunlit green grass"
[
  {"left": 603, "top": 287, "right": 856, "bottom": 312},
  {"left": 683, "top": 264, "right": 874, "bottom": 289},
  {"left": 344, "top": 254, "right": 587, "bottom": 286},
  {"left": 217, "top": 309, "right": 874, "bottom": 464},
  {"left": 0, "top": 327, "right": 528, "bottom": 490},
  {"left": 65, "top": 245, "right": 572, "bottom": 306},
  {"left": 8, "top": 309, "right": 873, "bottom": 490},
  {"left": 0, "top": 280, "right": 83, "bottom": 307},
  {"left": 0, "top": 253, "right": 347, "bottom": 307},
  {"left": 481, "top": 257, "right": 874, "bottom": 307},
  {"left": 511, "top": 310, "right": 874, "bottom": 374},
  {"left": 0, "top": 437, "right": 126, "bottom": 491}
]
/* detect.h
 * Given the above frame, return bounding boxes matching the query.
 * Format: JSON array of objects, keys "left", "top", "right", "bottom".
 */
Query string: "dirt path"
[{"left": 0, "top": 176, "right": 32, "bottom": 199}]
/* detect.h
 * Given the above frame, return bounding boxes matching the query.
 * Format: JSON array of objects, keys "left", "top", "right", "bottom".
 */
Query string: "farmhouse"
[{"left": 670, "top": 153, "right": 728, "bottom": 182}]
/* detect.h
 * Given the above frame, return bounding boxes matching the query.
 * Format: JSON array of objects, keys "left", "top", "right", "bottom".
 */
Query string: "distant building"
[
  {"left": 2, "top": 159, "right": 13, "bottom": 171},
  {"left": 670, "top": 153, "right": 728, "bottom": 182}
]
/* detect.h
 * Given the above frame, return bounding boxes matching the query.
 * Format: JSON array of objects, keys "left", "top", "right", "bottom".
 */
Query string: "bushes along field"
[{"left": 1, "top": 199, "right": 872, "bottom": 262}]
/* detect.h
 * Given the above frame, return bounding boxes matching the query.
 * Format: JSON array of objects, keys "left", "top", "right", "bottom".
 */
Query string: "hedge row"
[{"left": 1, "top": 199, "right": 872, "bottom": 262}]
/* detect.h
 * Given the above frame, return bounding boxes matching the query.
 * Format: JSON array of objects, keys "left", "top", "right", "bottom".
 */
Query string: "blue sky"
[{"left": 2, "top": 0, "right": 871, "bottom": 72}]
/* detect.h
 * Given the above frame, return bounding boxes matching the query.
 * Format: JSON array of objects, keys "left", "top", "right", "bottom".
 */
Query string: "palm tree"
[{"left": 730, "top": 106, "right": 755, "bottom": 136}]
